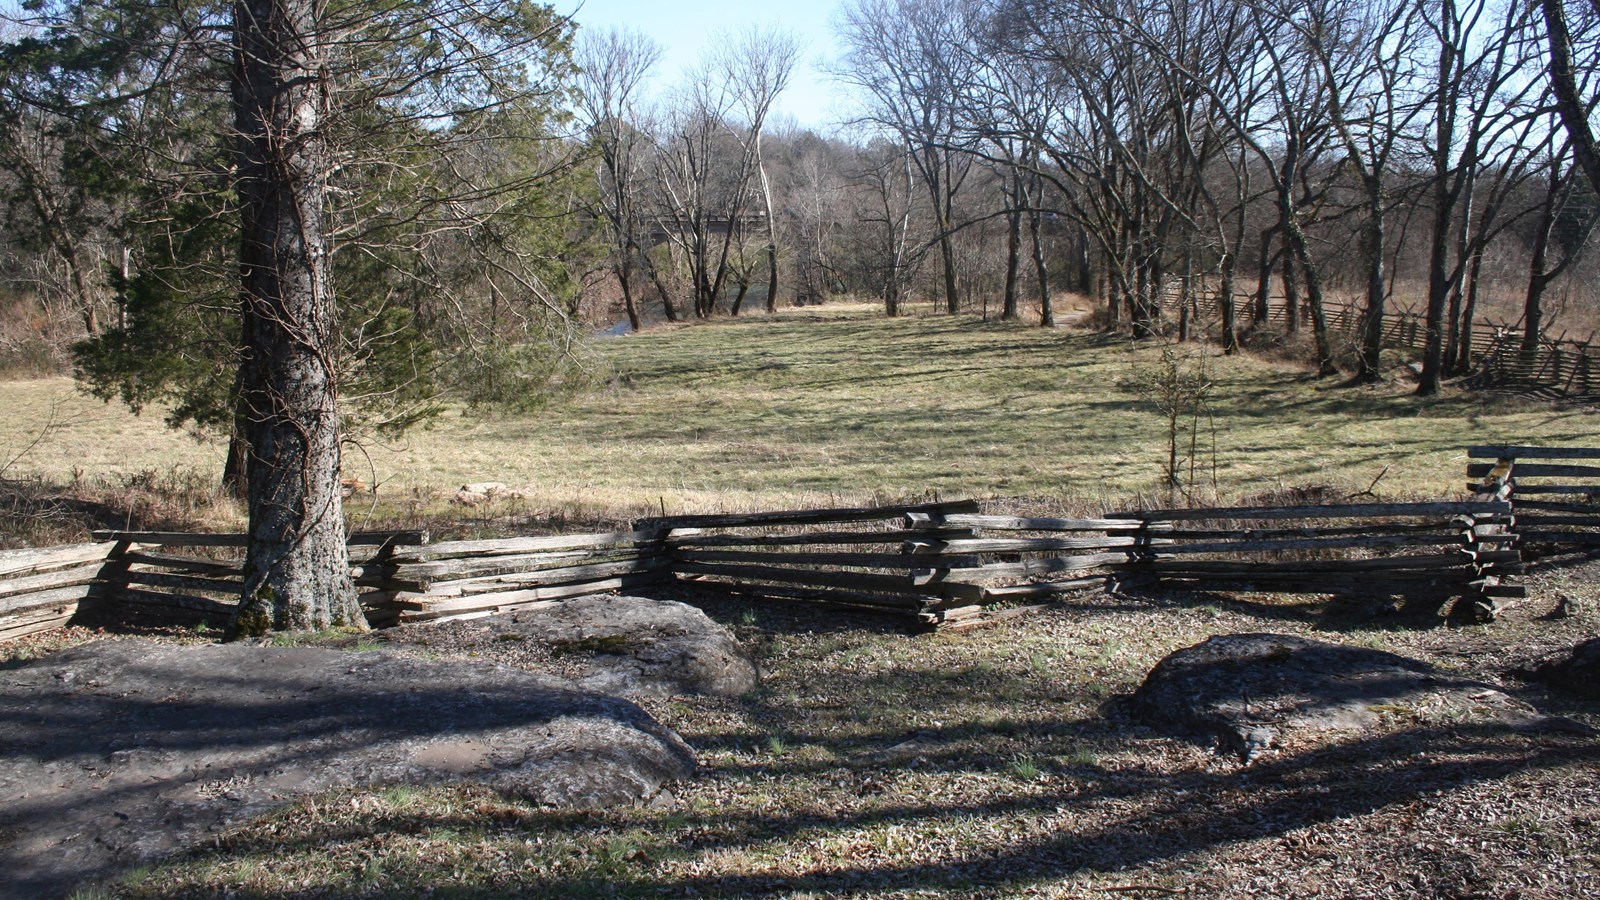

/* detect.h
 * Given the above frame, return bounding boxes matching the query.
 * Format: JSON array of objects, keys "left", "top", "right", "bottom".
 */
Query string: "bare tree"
[
  {"left": 1541, "top": 0, "right": 1600, "bottom": 197},
  {"left": 1416, "top": 0, "right": 1545, "bottom": 393},
  {"left": 649, "top": 77, "right": 743, "bottom": 317},
  {"left": 837, "top": 0, "right": 977, "bottom": 314},
  {"left": 576, "top": 28, "right": 664, "bottom": 332},
  {"left": 848, "top": 138, "right": 923, "bottom": 315},
  {"left": 715, "top": 27, "right": 801, "bottom": 314}
]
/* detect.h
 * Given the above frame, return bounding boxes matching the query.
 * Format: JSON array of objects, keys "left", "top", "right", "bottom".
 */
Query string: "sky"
[{"left": 563, "top": 0, "right": 853, "bottom": 133}]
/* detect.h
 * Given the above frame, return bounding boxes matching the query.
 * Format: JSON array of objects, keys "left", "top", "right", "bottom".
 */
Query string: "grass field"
[{"left": 2, "top": 300, "right": 1598, "bottom": 530}]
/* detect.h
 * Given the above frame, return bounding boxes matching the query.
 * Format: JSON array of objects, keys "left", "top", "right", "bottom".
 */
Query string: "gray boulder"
[
  {"left": 1131, "top": 632, "right": 1545, "bottom": 761},
  {"left": 1531, "top": 636, "right": 1600, "bottom": 698},
  {"left": 0, "top": 639, "right": 696, "bottom": 899},
  {"left": 492, "top": 594, "right": 759, "bottom": 699}
]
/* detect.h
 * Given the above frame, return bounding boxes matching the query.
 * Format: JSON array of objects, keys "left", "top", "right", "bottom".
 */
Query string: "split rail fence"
[
  {"left": 1192, "top": 289, "right": 1600, "bottom": 401},
  {"left": 4, "top": 447, "right": 1597, "bottom": 641}
]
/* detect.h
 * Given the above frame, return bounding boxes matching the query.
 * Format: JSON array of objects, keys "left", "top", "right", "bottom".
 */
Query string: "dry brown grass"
[{"left": 3, "top": 302, "right": 1598, "bottom": 541}]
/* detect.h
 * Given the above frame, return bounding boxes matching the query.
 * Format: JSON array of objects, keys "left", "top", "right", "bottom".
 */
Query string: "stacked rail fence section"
[{"left": 3, "top": 447, "right": 1598, "bottom": 641}]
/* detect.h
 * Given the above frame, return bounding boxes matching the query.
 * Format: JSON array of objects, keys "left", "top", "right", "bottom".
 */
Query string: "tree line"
[
  {"left": 572, "top": 0, "right": 1599, "bottom": 402},
  {"left": 824, "top": 0, "right": 1599, "bottom": 395}
]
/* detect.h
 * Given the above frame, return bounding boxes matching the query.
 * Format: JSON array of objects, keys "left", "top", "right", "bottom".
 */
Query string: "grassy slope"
[{"left": 2, "top": 301, "right": 1596, "bottom": 521}]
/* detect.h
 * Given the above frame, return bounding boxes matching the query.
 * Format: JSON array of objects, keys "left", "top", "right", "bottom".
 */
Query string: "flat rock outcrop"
[
  {"left": 387, "top": 595, "right": 759, "bottom": 700},
  {"left": 0, "top": 639, "right": 696, "bottom": 899},
  {"left": 1131, "top": 632, "right": 1547, "bottom": 761}
]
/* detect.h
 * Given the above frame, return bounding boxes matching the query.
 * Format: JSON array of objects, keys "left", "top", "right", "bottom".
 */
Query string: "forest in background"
[{"left": 2, "top": 0, "right": 1599, "bottom": 433}]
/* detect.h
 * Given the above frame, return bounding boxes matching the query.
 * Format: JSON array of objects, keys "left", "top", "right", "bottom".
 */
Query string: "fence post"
[
  {"left": 1460, "top": 455, "right": 1520, "bottom": 623},
  {"left": 87, "top": 540, "right": 134, "bottom": 622}
]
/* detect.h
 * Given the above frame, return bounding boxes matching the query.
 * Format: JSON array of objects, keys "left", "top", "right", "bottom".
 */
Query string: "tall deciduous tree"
[
  {"left": 575, "top": 28, "right": 663, "bottom": 332},
  {"left": 1541, "top": 0, "right": 1600, "bottom": 197},
  {"left": 838, "top": 0, "right": 976, "bottom": 315},
  {"left": 715, "top": 27, "right": 800, "bottom": 314}
]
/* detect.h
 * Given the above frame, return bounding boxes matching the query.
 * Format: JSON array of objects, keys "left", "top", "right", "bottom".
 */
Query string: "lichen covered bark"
[{"left": 228, "top": 0, "right": 363, "bottom": 636}]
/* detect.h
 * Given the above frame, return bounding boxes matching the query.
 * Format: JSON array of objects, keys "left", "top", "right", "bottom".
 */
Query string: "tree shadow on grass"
[
  {"left": 135, "top": 694, "right": 1599, "bottom": 899},
  {"left": 1116, "top": 584, "right": 1460, "bottom": 634}
]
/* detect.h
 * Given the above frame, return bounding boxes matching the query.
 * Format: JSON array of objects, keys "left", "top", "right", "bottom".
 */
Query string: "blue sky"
[
  {"left": 0, "top": 0, "right": 852, "bottom": 131},
  {"left": 564, "top": 0, "right": 850, "bottom": 132}
]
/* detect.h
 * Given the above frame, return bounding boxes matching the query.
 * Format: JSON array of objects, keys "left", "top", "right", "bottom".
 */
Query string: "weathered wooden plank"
[
  {"left": 1151, "top": 532, "right": 1463, "bottom": 555},
  {"left": 392, "top": 575, "right": 662, "bottom": 615},
  {"left": 0, "top": 609, "right": 76, "bottom": 642},
  {"left": 980, "top": 576, "right": 1111, "bottom": 601},
  {"left": 0, "top": 542, "right": 114, "bottom": 579},
  {"left": 934, "top": 603, "right": 1057, "bottom": 631},
  {"left": 1152, "top": 566, "right": 1465, "bottom": 581},
  {"left": 1164, "top": 522, "right": 1463, "bottom": 540},
  {"left": 924, "top": 603, "right": 984, "bottom": 623},
  {"left": 667, "top": 528, "right": 976, "bottom": 549},
  {"left": 1147, "top": 552, "right": 1472, "bottom": 574},
  {"left": 1503, "top": 484, "right": 1600, "bottom": 495},
  {"left": 636, "top": 499, "right": 981, "bottom": 531},
  {"left": 347, "top": 530, "right": 429, "bottom": 547},
  {"left": 1467, "top": 531, "right": 1519, "bottom": 544},
  {"left": 1468, "top": 462, "right": 1600, "bottom": 479},
  {"left": 913, "top": 535, "right": 1149, "bottom": 555},
  {"left": 123, "top": 569, "right": 245, "bottom": 595},
  {"left": 684, "top": 580, "right": 928, "bottom": 614},
  {"left": 401, "top": 548, "right": 648, "bottom": 577},
  {"left": 1517, "top": 531, "right": 1600, "bottom": 546},
  {"left": 0, "top": 584, "right": 95, "bottom": 616},
  {"left": 0, "top": 562, "right": 104, "bottom": 600},
  {"left": 388, "top": 529, "right": 667, "bottom": 563},
  {"left": 1468, "top": 445, "right": 1600, "bottom": 459},
  {"left": 675, "top": 548, "right": 979, "bottom": 570},
  {"left": 1152, "top": 574, "right": 1458, "bottom": 592},
  {"left": 905, "top": 513, "right": 1145, "bottom": 532},
  {"left": 1509, "top": 499, "right": 1600, "bottom": 513},
  {"left": 674, "top": 560, "right": 967, "bottom": 599},
  {"left": 385, "top": 548, "right": 657, "bottom": 586},
  {"left": 1509, "top": 515, "right": 1600, "bottom": 527},
  {"left": 1129, "top": 501, "right": 1508, "bottom": 522},
  {"left": 90, "top": 529, "right": 426, "bottom": 547},
  {"left": 929, "top": 553, "right": 1133, "bottom": 584},
  {"left": 120, "top": 551, "right": 241, "bottom": 578},
  {"left": 112, "top": 588, "right": 235, "bottom": 618},
  {"left": 383, "top": 556, "right": 671, "bottom": 596}
]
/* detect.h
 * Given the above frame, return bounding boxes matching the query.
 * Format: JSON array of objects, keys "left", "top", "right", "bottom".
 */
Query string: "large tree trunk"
[
  {"left": 1001, "top": 171, "right": 1022, "bottom": 321},
  {"left": 618, "top": 245, "right": 641, "bottom": 332},
  {"left": 228, "top": 0, "right": 362, "bottom": 637},
  {"left": 1281, "top": 210, "right": 1336, "bottom": 375},
  {"left": 1029, "top": 205, "right": 1053, "bottom": 327},
  {"left": 1522, "top": 177, "right": 1561, "bottom": 356},
  {"left": 1253, "top": 224, "right": 1277, "bottom": 327},
  {"left": 759, "top": 157, "right": 780, "bottom": 314},
  {"left": 937, "top": 227, "right": 959, "bottom": 314},
  {"left": 1353, "top": 199, "right": 1388, "bottom": 384},
  {"left": 1542, "top": 0, "right": 1600, "bottom": 197}
]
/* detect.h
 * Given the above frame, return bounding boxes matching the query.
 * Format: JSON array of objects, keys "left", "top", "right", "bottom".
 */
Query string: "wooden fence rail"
[
  {"left": 3, "top": 448, "right": 1597, "bottom": 640},
  {"left": 1192, "top": 288, "right": 1600, "bottom": 401}
]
